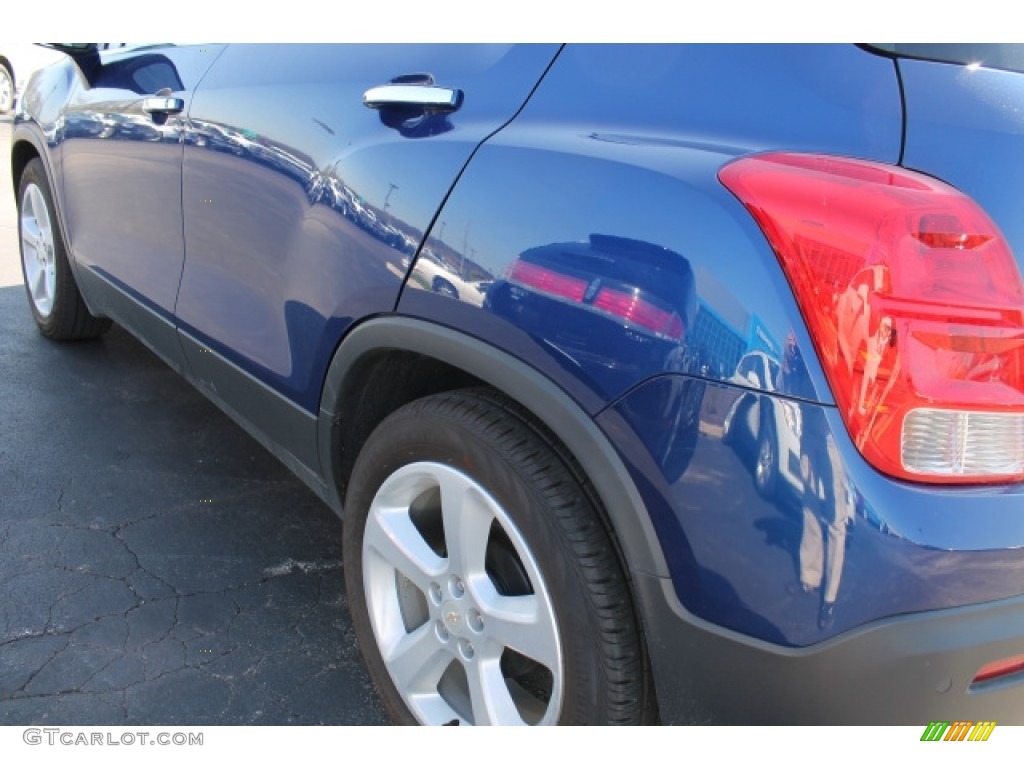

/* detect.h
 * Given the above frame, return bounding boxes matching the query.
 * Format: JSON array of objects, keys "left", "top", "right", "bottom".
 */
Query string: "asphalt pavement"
[{"left": 0, "top": 116, "right": 387, "bottom": 725}]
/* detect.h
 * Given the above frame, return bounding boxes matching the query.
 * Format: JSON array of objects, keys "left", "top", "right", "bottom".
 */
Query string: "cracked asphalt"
[{"left": 0, "top": 117, "right": 388, "bottom": 725}]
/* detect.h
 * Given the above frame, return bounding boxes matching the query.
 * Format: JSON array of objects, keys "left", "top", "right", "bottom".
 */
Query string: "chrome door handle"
[
  {"left": 363, "top": 84, "right": 462, "bottom": 112},
  {"left": 142, "top": 97, "right": 184, "bottom": 115}
]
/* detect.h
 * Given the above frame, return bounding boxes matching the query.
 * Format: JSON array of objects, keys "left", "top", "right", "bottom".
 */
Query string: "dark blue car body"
[{"left": 12, "top": 43, "right": 1024, "bottom": 724}]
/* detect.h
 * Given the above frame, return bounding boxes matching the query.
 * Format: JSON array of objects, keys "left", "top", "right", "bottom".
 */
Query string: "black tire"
[
  {"left": 754, "top": 413, "right": 778, "bottom": 498},
  {"left": 342, "top": 388, "right": 654, "bottom": 725},
  {"left": 722, "top": 394, "right": 749, "bottom": 448},
  {"left": 0, "top": 63, "right": 13, "bottom": 113},
  {"left": 432, "top": 276, "right": 459, "bottom": 299},
  {"left": 17, "top": 158, "right": 111, "bottom": 340}
]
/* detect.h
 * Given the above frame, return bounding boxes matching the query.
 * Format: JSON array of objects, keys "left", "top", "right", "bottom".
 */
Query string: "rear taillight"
[
  {"left": 508, "top": 260, "right": 587, "bottom": 302},
  {"left": 719, "top": 152, "right": 1024, "bottom": 484},
  {"left": 973, "top": 654, "right": 1024, "bottom": 686},
  {"left": 508, "top": 261, "right": 684, "bottom": 340},
  {"left": 592, "top": 286, "right": 685, "bottom": 340}
]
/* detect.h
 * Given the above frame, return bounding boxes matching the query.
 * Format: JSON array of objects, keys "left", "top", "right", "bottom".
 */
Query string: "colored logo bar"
[{"left": 921, "top": 721, "right": 996, "bottom": 741}]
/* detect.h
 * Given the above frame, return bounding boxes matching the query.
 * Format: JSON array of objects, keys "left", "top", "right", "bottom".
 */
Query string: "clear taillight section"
[
  {"left": 719, "top": 152, "right": 1024, "bottom": 484},
  {"left": 902, "top": 410, "right": 1024, "bottom": 476}
]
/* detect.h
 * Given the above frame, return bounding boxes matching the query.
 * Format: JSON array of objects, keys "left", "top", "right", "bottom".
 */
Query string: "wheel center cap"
[{"left": 441, "top": 601, "right": 465, "bottom": 634}]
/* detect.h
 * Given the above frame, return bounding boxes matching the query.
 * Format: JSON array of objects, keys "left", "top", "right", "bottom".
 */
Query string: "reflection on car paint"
[
  {"left": 186, "top": 115, "right": 430, "bottom": 268},
  {"left": 15, "top": 43, "right": 1024, "bottom": 723},
  {"left": 170, "top": 43, "right": 562, "bottom": 412}
]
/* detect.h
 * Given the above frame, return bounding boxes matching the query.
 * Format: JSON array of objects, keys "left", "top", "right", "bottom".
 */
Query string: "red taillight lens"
[
  {"left": 973, "top": 654, "right": 1024, "bottom": 685},
  {"left": 720, "top": 153, "right": 1024, "bottom": 484},
  {"left": 508, "top": 261, "right": 684, "bottom": 340},
  {"left": 592, "top": 286, "right": 684, "bottom": 340},
  {"left": 509, "top": 260, "right": 588, "bottom": 302}
]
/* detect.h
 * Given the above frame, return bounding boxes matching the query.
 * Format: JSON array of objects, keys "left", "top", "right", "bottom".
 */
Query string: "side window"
[{"left": 131, "top": 59, "right": 182, "bottom": 93}]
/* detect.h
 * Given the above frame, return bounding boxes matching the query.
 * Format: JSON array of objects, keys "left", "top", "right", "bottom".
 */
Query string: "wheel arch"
[
  {"left": 10, "top": 136, "right": 41, "bottom": 200},
  {"left": 431, "top": 276, "right": 458, "bottom": 299},
  {"left": 317, "top": 316, "right": 670, "bottom": 581},
  {"left": 11, "top": 125, "right": 82, "bottom": 292},
  {"left": 10, "top": 126, "right": 62, "bottom": 230}
]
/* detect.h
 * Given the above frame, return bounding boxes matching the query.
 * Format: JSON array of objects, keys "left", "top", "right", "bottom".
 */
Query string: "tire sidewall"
[{"left": 342, "top": 400, "right": 610, "bottom": 725}]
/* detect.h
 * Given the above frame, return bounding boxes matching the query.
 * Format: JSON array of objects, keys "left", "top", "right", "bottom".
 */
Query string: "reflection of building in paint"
[
  {"left": 692, "top": 302, "right": 746, "bottom": 378},
  {"left": 691, "top": 306, "right": 783, "bottom": 380},
  {"left": 692, "top": 307, "right": 786, "bottom": 382},
  {"left": 690, "top": 266, "right": 784, "bottom": 378},
  {"left": 747, "top": 315, "right": 780, "bottom": 359}
]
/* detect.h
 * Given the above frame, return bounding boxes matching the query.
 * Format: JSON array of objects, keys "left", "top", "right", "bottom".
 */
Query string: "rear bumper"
[{"left": 636, "top": 572, "right": 1024, "bottom": 724}]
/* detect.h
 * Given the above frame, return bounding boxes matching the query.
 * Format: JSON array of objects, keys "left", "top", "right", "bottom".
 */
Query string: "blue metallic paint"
[
  {"left": 898, "top": 58, "right": 1024, "bottom": 263},
  {"left": 12, "top": 42, "right": 1024, "bottom": 720},
  {"left": 58, "top": 45, "right": 226, "bottom": 319},
  {"left": 395, "top": 44, "right": 1023, "bottom": 646},
  {"left": 600, "top": 375, "right": 1024, "bottom": 646},
  {"left": 175, "top": 44, "right": 560, "bottom": 413},
  {"left": 402, "top": 44, "right": 903, "bottom": 405}
]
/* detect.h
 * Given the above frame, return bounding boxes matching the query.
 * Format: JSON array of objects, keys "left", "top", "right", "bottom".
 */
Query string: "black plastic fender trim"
[{"left": 317, "top": 315, "right": 670, "bottom": 580}]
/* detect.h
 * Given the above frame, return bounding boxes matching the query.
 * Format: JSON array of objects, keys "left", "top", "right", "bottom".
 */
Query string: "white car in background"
[
  {"left": 0, "top": 44, "right": 67, "bottom": 113},
  {"left": 723, "top": 349, "right": 804, "bottom": 499},
  {"left": 414, "top": 248, "right": 492, "bottom": 306},
  {"left": 0, "top": 45, "right": 129, "bottom": 114}
]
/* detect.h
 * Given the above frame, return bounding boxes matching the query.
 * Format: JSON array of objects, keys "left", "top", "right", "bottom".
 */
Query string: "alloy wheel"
[
  {"left": 20, "top": 182, "right": 57, "bottom": 318},
  {"left": 362, "top": 461, "right": 563, "bottom": 725}
]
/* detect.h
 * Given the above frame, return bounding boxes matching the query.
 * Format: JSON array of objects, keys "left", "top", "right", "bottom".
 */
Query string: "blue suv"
[{"left": 11, "top": 43, "right": 1024, "bottom": 724}]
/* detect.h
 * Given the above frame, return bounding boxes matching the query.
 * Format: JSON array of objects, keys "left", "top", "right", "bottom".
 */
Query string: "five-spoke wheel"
[
  {"left": 362, "top": 461, "right": 562, "bottom": 725},
  {"left": 343, "top": 389, "right": 652, "bottom": 725},
  {"left": 20, "top": 180, "right": 57, "bottom": 319}
]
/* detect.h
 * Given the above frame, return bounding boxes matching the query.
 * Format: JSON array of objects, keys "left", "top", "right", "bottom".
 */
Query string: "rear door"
[{"left": 176, "top": 44, "right": 560, "bottom": 421}]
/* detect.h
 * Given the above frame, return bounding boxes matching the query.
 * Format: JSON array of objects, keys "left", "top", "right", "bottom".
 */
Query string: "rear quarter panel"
[{"left": 400, "top": 44, "right": 904, "bottom": 410}]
